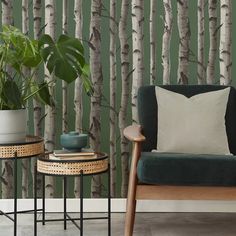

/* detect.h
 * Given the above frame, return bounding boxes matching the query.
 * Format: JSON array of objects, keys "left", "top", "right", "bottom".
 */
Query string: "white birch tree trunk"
[
  {"left": 32, "top": 0, "right": 43, "bottom": 198},
  {"left": 206, "top": 0, "right": 218, "bottom": 84},
  {"left": 62, "top": 0, "right": 69, "bottom": 133},
  {"left": 109, "top": 0, "right": 117, "bottom": 198},
  {"left": 131, "top": 0, "right": 144, "bottom": 124},
  {"left": 197, "top": 0, "right": 206, "bottom": 85},
  {"left": 33, "top": 0, "right": 43, "bottom": 137},
  {"left": 22, "top": 0, "right": 30, "bottom": 198},
  {"left": 162, "top": 0, "right": 173, "bottom": 85},
  {"left": 89, "top": 0, "right": 103, "bottom": 198},
  {"left": 44, "top": 0, "right": 56, "bottom": 198},
  {"left": 74, "top": 0, "right": 83, "bottom": 198},
  {"left": 60, "top": 0, "right": 69, "bottom": 198},
  {"left": 1, "top": 0, "right": 13, "bottom": 199},
  {"left": 219, "top": 0, "right": 232, "bottom": 85},
  {"left": 22, "top": 0, "right": 29, "bottom": 35},
  {"left": 150, "top": 0, "right": 157, "bottom": 85},
  {"left": 1, "top": 0, "right": 13, "bottom": 25},
  {"left": 177, "top": 0, "right": 190, "bottom": 85},
  {"left": 119, "top": 0, "right": 130, "bottom": 198}
]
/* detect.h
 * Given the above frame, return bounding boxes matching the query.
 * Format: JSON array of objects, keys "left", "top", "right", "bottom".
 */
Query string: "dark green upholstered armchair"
[{"left": 123, "top": 85, "right": 236, "bottom": 236}]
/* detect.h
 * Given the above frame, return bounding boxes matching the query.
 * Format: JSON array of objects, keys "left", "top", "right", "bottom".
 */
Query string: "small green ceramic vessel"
[{"left": 60, "top": 131, "right": 88, "bottom": 151}]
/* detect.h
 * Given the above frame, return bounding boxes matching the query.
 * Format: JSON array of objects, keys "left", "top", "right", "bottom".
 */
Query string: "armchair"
[{"left": 124, "top": 85, "right": 236, "bottom": 236}]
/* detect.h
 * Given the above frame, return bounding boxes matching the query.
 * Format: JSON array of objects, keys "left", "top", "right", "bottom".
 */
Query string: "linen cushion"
[
  {"left": 137, "top": 152, "right": 236, "bottom": 186},
  {"left": 138, "top": 85, "right": 236, "bottom": 154},
  {"left": 154, "top": 86, "right": 231, "bottom": 155}
]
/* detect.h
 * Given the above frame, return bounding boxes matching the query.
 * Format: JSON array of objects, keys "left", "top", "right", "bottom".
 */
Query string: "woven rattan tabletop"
[
  {"left": 0, "top": 135, "right": 44, "bottom": 159},
  {"left": 37, "top": 152, "right": 108, "bottom": 176}
]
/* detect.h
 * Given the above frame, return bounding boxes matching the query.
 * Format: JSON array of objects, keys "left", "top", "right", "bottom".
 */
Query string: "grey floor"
[{"left": 1, "top": 212, "right": 236, "bottom": 236}]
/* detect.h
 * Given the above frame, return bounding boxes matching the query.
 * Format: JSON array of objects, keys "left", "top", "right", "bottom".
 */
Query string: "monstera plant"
[
  {"left": 0, "top": 25, "right": 91, "bottom": 110},
  {"left": 0, "top": 25, "right": 91, "bottom": 142}
]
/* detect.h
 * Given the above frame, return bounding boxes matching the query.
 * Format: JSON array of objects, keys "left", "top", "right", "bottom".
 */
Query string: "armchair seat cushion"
[{"left": 137, "top": 152, "right": 236, "bottom": 186}]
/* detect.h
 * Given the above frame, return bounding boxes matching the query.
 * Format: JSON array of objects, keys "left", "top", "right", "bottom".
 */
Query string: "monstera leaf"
[
  {"left": 0, "top": 80, "right": 22, "bottom": 109},
  {"left": 39, "top": 34, "right": 85, "bottom": 83},
  {"left": 29, "top": 81, "right": 54, "bottom": 107},
  {"left": 81, "top": 64, "right": 94, "bottom": 96}
]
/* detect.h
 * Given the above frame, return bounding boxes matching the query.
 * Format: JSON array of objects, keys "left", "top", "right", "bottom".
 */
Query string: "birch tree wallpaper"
[{"left": 0, "top": 0, "right": 234, "bottom": 199}]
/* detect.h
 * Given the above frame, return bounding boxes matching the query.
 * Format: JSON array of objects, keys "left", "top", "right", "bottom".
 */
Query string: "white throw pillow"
[{"left": 155, "top": 86, "right": 231, "bottom": 155}]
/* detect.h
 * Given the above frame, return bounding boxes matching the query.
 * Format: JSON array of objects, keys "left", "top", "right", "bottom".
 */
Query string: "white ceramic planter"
[{"left": 0, "top": 109, "right": 27, "bottom": 143}]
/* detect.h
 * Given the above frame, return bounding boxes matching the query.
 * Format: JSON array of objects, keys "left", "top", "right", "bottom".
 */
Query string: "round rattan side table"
[
  {"left": 0, "top": 136, "right": 44, "bottom": 236},
  {"left": 34, "top": 152, "right": 111, "bottom": 236}
]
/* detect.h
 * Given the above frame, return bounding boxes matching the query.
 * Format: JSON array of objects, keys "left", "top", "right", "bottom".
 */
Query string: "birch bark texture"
[
  {"left": 1, "top": 0, "right": 13, "bottom": 25},
  {"left": 74, "top": 0, "right": 83, "bottom": 198},
  {"left": 131, "top": 0, "right": 144, "bottom": 124},
  {"left": 162, "top": 0, "right": 173, "bottom": 85},
  {"left": 89, "top": 0, "right": 103, "bottom": 198},
  {"left": 62, "top": 0, "right": 69, "bottom": 133},
  {"left": 32, "top": 0, "right": 43, "bottom": 198},
  {"left": 150, "top": 0, "right": 157, "bottom": 85},
  {"left": 119, "top": 0, "right": 130, "bottom": 198},
  {"left": 177, "top": 0, "right": 190, "bottom": 85},
  {"left": 33, "top": 0, "right": 42, "bottom": 138},
  {"left": 22, "top": 0, "right": 30, "bottom": 198},
  {"left": 109, "top": 0, "right": 117, "bottom": 198},
  {"left": 1, "top": 0, "right": 14, "bottom": 199},
  {"left": 219, "top": 0, "right": 232, "bottom": 85},
  {"left": 206, "top": 0, "right": 218, "bottom": 84},
  {"left": 44, "top": 0, "right": 56, "bottom": 198},
  {"left": 197, "top": 0, "right": 206, "bottom": 84}
]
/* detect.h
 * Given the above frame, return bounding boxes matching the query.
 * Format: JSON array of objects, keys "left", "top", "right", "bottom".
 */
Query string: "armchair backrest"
[{"left": 137, "top": 85, "right": 236, "bottom": 154}]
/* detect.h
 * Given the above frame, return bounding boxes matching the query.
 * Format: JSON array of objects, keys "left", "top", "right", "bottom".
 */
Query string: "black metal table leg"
[
  {"left": 34, "top": 162, "right": 37, "bottom": 236},
  {"left": 80, "top": 170, "right": 83, "bottom": 236},
  {"left": 108, "top": 163, "right": 111, "bottom": 236},
  {"left": 14, "top": 153, "right": 17, "bottom": 236},
  {"left": 64, "top": 176, "right": 67, "bottom": 230},
  {"left": 42, "top": 174, "right": 45, "bottom": 225},
  {"left": 0, "top": 136, "right": 43, "bottom": 236},
  {"left": 34, "top": 152, "right": 110, "bottom": 235}
]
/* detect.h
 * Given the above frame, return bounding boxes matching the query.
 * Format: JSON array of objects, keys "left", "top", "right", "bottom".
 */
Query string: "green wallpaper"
[{"left": 0, "top": 0, "right": 235, "bottom": 197}]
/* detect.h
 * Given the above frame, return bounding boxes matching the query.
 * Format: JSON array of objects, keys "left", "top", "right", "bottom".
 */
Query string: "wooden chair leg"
[
  {"left": 125, "top": 197, "right": 136, "bottom": 236},
  {"left": 124, "top": 142, "right": 141, "bottom": 236}
]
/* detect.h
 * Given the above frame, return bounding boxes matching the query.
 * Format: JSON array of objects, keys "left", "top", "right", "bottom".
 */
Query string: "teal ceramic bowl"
[{"left": 60, "top": 131, "right": 88, "bottom": 151}]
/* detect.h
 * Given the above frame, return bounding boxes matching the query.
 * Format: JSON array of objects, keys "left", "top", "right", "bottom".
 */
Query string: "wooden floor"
[{"left": 1, "top": 212, "right": 236, "bottom": 236}]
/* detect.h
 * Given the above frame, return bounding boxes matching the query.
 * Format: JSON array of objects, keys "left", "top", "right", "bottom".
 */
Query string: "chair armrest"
[{"left": 123, "top": 125, "right": 146, "bottom": 142}]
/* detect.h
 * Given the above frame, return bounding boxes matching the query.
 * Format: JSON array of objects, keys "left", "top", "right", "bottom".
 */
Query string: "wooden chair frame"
[{"left": 124, "top": 124, "right": 236, "bottom": 236}]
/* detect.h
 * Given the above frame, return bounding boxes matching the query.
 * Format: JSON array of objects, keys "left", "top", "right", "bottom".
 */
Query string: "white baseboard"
[{"left": 1, "top": 199, "right": 236, "bottom": 213}]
